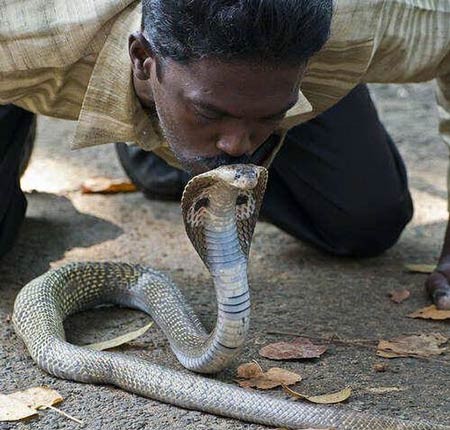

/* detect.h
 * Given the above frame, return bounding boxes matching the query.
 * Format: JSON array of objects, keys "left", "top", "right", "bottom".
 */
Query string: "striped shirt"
[{"left": 1, "top": 0, "right": 449, "bottom": 184}]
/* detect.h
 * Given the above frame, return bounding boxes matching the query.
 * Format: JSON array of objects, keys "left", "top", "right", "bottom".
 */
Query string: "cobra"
[{"left": 12, "top": 164, "right": 449, "bottom": 430}]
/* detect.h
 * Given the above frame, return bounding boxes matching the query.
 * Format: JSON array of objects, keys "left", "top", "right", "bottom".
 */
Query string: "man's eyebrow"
[{"left": 188, "top": 97, "right": 299, "bottom": 119}]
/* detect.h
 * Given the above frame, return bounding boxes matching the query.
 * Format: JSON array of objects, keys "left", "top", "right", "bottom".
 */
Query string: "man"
[{"left": 1, "top": 1, "right": 449, "bottom": 308}]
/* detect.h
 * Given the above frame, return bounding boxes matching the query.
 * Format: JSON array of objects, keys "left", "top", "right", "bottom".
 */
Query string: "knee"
[{"left": 327, "top": 196, "right": 413, "bottom": 258}]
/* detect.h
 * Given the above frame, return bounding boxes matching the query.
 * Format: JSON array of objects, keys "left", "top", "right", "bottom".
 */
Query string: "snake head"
[{"left": 181, "top": 164, "right": 268, "bottom": 267}]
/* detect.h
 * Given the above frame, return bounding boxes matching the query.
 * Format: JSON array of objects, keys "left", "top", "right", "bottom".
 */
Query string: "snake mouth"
[
  {"left": 184, "top": 164, "right": 266, "bottom": 193},
  {"left": 210, "top": 164, "right": 262, "bottom": 190}
]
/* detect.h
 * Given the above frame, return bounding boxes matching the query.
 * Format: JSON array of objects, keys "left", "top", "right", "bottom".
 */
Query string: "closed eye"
[
  {"left": 194, "top": 110, "right": 222, "bottom": 121},
  {"left": 261, "top": 113, "right": 287, "bottom": 123}
]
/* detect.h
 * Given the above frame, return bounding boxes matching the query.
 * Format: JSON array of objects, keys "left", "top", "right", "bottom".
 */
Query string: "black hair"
[{"left": 142, "top": 0, "right": 333, "bottom": 66}]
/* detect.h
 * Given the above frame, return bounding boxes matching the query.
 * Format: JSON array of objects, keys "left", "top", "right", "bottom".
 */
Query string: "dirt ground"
[{"left": 1, "top": 82, "right": 449, "bottom": 429}]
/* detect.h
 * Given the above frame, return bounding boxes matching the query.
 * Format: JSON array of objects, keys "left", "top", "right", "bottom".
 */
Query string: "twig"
[
  {"left": 251, "top": 359, "right": 264, "bottom": 373},
  {"left": 44, "top": 405, "right": 84, "bottom": 425}
]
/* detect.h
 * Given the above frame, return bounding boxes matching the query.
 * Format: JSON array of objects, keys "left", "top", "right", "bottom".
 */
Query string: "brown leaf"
[
  {"left": 0, "top": 387, "right": 63, "bottom": 421},
  {"left": 259, "top": 338, "right": 328, "bottom": 360},
  {"left": 388, "top": 289, "right": 410, "bottom": 304},
  {"left": 81, "top": 177, "right": 137, "bottom": 194},
  {"left": 373, "top": 363, "right": 389, "bottom": 373},
  {"left": 236, "top": 366, "right": 301, "bottom": 390},
  {"left": 236, "top": 362, "right": 263, "bottom": 379},
  {"left": 237, "top": 377, "right": 280, "bottom": 390},
  {"left": 407, "top": 305, "right": 450, "bottom": 321},
  {"left": 404, "top": 264, "right": 436, "bottom": 274},
  {"left": 377, "top": 333, "right": 448, "bottom": 358},
  {"left": 283, "top": 385, "right": 352, "bottom": 404},
  {"left": 83, "top": 321, "right": 153, "bottom": 351},
  {"left": 264, "top": 368, "right": 302, "bottom": 385}
]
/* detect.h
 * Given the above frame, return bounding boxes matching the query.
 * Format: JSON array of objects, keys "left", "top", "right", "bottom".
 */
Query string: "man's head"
[{"left": 129, "top": 0, "right": 333, "bottom": 174}]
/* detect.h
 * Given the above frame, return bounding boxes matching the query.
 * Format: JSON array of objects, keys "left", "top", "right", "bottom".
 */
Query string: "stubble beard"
[{"left": 158, "top": 118, "right": 252, "bottom": 176}]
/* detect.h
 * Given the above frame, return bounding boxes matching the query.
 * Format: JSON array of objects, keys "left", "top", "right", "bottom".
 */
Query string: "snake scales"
[{"left": 13, "top": 164, "right": 449, "bottom": 429}]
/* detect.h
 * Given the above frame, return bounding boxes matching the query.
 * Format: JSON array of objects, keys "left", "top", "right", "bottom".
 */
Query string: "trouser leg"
[
  {"left": 0, "top": 104, "right": 35, "bottom": 258},
  {"left": 260, "top": 84, "right": 413, "bottom": 257},
  {"left": 115, "top": 143, "right": 191, "bottom": 201}
]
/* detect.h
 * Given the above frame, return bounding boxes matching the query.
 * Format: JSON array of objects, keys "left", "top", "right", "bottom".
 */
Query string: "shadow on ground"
[{"left": 0, "top": 192, "right": 122, "bottom": 305}]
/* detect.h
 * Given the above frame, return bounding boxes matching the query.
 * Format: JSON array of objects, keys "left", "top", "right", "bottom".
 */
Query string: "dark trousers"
[
  {"left": 261, "top": 84, "right": 413, "bottom": 257},
  {"left": 0, "top": 104, "right": 34, "bottom": 258}
]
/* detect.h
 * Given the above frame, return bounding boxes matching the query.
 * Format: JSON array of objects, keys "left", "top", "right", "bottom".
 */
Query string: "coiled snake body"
[{"left": 13, "top": 165, "right": 449, "bottom": 429}]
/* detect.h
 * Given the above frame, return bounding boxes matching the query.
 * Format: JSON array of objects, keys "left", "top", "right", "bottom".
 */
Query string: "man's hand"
[
  {"left": 425, "top": 218, "right": 450, "bottom": 309},
  {"left": 426, "top": 266, "right": 450, "bottom": 309}
]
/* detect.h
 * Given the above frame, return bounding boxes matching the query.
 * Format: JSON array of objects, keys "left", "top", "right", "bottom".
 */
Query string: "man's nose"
[{"left": 216, "top": 129, "right": 253, "bottom": 158}]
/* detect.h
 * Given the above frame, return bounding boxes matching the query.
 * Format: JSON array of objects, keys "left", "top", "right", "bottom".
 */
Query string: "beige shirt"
[{"left": 1, "top": 0, "right": 449, "bottom": 178}]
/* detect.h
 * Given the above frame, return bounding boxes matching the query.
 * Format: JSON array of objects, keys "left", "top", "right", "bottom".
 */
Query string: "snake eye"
[
  {"left": 236, "top": 195, "right": 248, "bottom": 206},
  {"left": 194, "top": 197, "right": 209, "bottom": 211}
]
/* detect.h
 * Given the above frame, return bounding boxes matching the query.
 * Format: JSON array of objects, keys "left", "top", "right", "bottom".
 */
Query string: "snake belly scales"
[{"left": 12, "top": 164, "right": 448, "bottom": 430}]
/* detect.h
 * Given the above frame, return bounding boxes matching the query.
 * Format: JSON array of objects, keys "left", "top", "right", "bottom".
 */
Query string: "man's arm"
[
  {"left": 426, "top": 71, "right": 450, "bottom": 309},
  {"left": 426, "top": 216, "right": 450, "bottom": 309}
]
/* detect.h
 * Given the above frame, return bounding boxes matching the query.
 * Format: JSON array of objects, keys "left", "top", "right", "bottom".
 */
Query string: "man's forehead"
[{"left": 163, "top": 57, "right": 311, "bottom": 116}]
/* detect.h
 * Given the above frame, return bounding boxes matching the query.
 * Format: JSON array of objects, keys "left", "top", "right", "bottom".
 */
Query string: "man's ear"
[{"left": 129, "top": 31, "right": 154, "bottom": 80}]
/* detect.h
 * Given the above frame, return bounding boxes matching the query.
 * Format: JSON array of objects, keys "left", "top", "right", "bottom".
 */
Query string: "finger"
[
  {"left": 435, "top": 290, "right": 450, "bottom": 309},
  {"left": 426, "top": 272, "right": 450, "bottom": 310}
]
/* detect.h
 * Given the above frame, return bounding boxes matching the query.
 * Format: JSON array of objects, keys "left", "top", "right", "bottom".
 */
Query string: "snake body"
[{"left": 13, "top": 165, "right": 449, "bottom": 429}]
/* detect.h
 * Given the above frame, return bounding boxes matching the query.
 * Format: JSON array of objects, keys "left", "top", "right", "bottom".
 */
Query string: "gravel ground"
[{"left": 1, "top": 82, "right": 449, "bottom": 429}]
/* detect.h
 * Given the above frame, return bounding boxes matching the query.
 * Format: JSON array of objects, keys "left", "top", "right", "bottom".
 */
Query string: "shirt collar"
[
  {"left": 280, "top": 90, "right": 313, "bottom": 129},
  {"left": 71, "top": 1, "right": 160, "bottom": 151}
]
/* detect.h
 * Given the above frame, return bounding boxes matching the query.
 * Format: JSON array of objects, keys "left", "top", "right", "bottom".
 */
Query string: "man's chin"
[{"left": 174, "top": 156, "right": 210, "bottom": 176}]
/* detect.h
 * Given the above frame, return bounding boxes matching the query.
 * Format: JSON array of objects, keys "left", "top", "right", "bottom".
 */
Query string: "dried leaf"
[
  {"left": 388, "top": 289, "right": 410, "bottom": 304},
  {"left": 0, "top": 387, "right": 62, "bottom": 421},
  {"left": 237, "top": 378, "right": 280, "bottom": 390},
  {"left": 407, "top": 305, "right": 450, "bottom": 321},
  {"left": 236, "top": 362, "right": 263, "bottom": 379},
  {"left": 81, "top": 177, "right": 137, "bottom": 194},
  {"left": 404, "top": 264, "right": 435, "bottom": 274},
  {"left": 8, "top": 387, "right": 63, "bottom": 411},
  {"left": 84, "top": 322, "right": 153, "bottom": 351},
  {"left": 373, "top": 363, "right": 389, "bottom": 373},
  {"left": 264, "top": 368, "right": 302, "bottom": 385},
  {"left": 259, "top": 339, "right": 328, "bottom": 360},
  {"left": 283, "top": 385, "right": 352, "bottom": 404},
  {"left": 0, "top": 395, "right": 36, "bottom": 421},
  {"left": 365, "top": 386, "right": 405, "bottom": 394},
  {"left": 236, "top": 366, "right": 301, "bottom": 390},
  {"left": 377, "top": 333, "right": 448, "bottom": 358}
]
